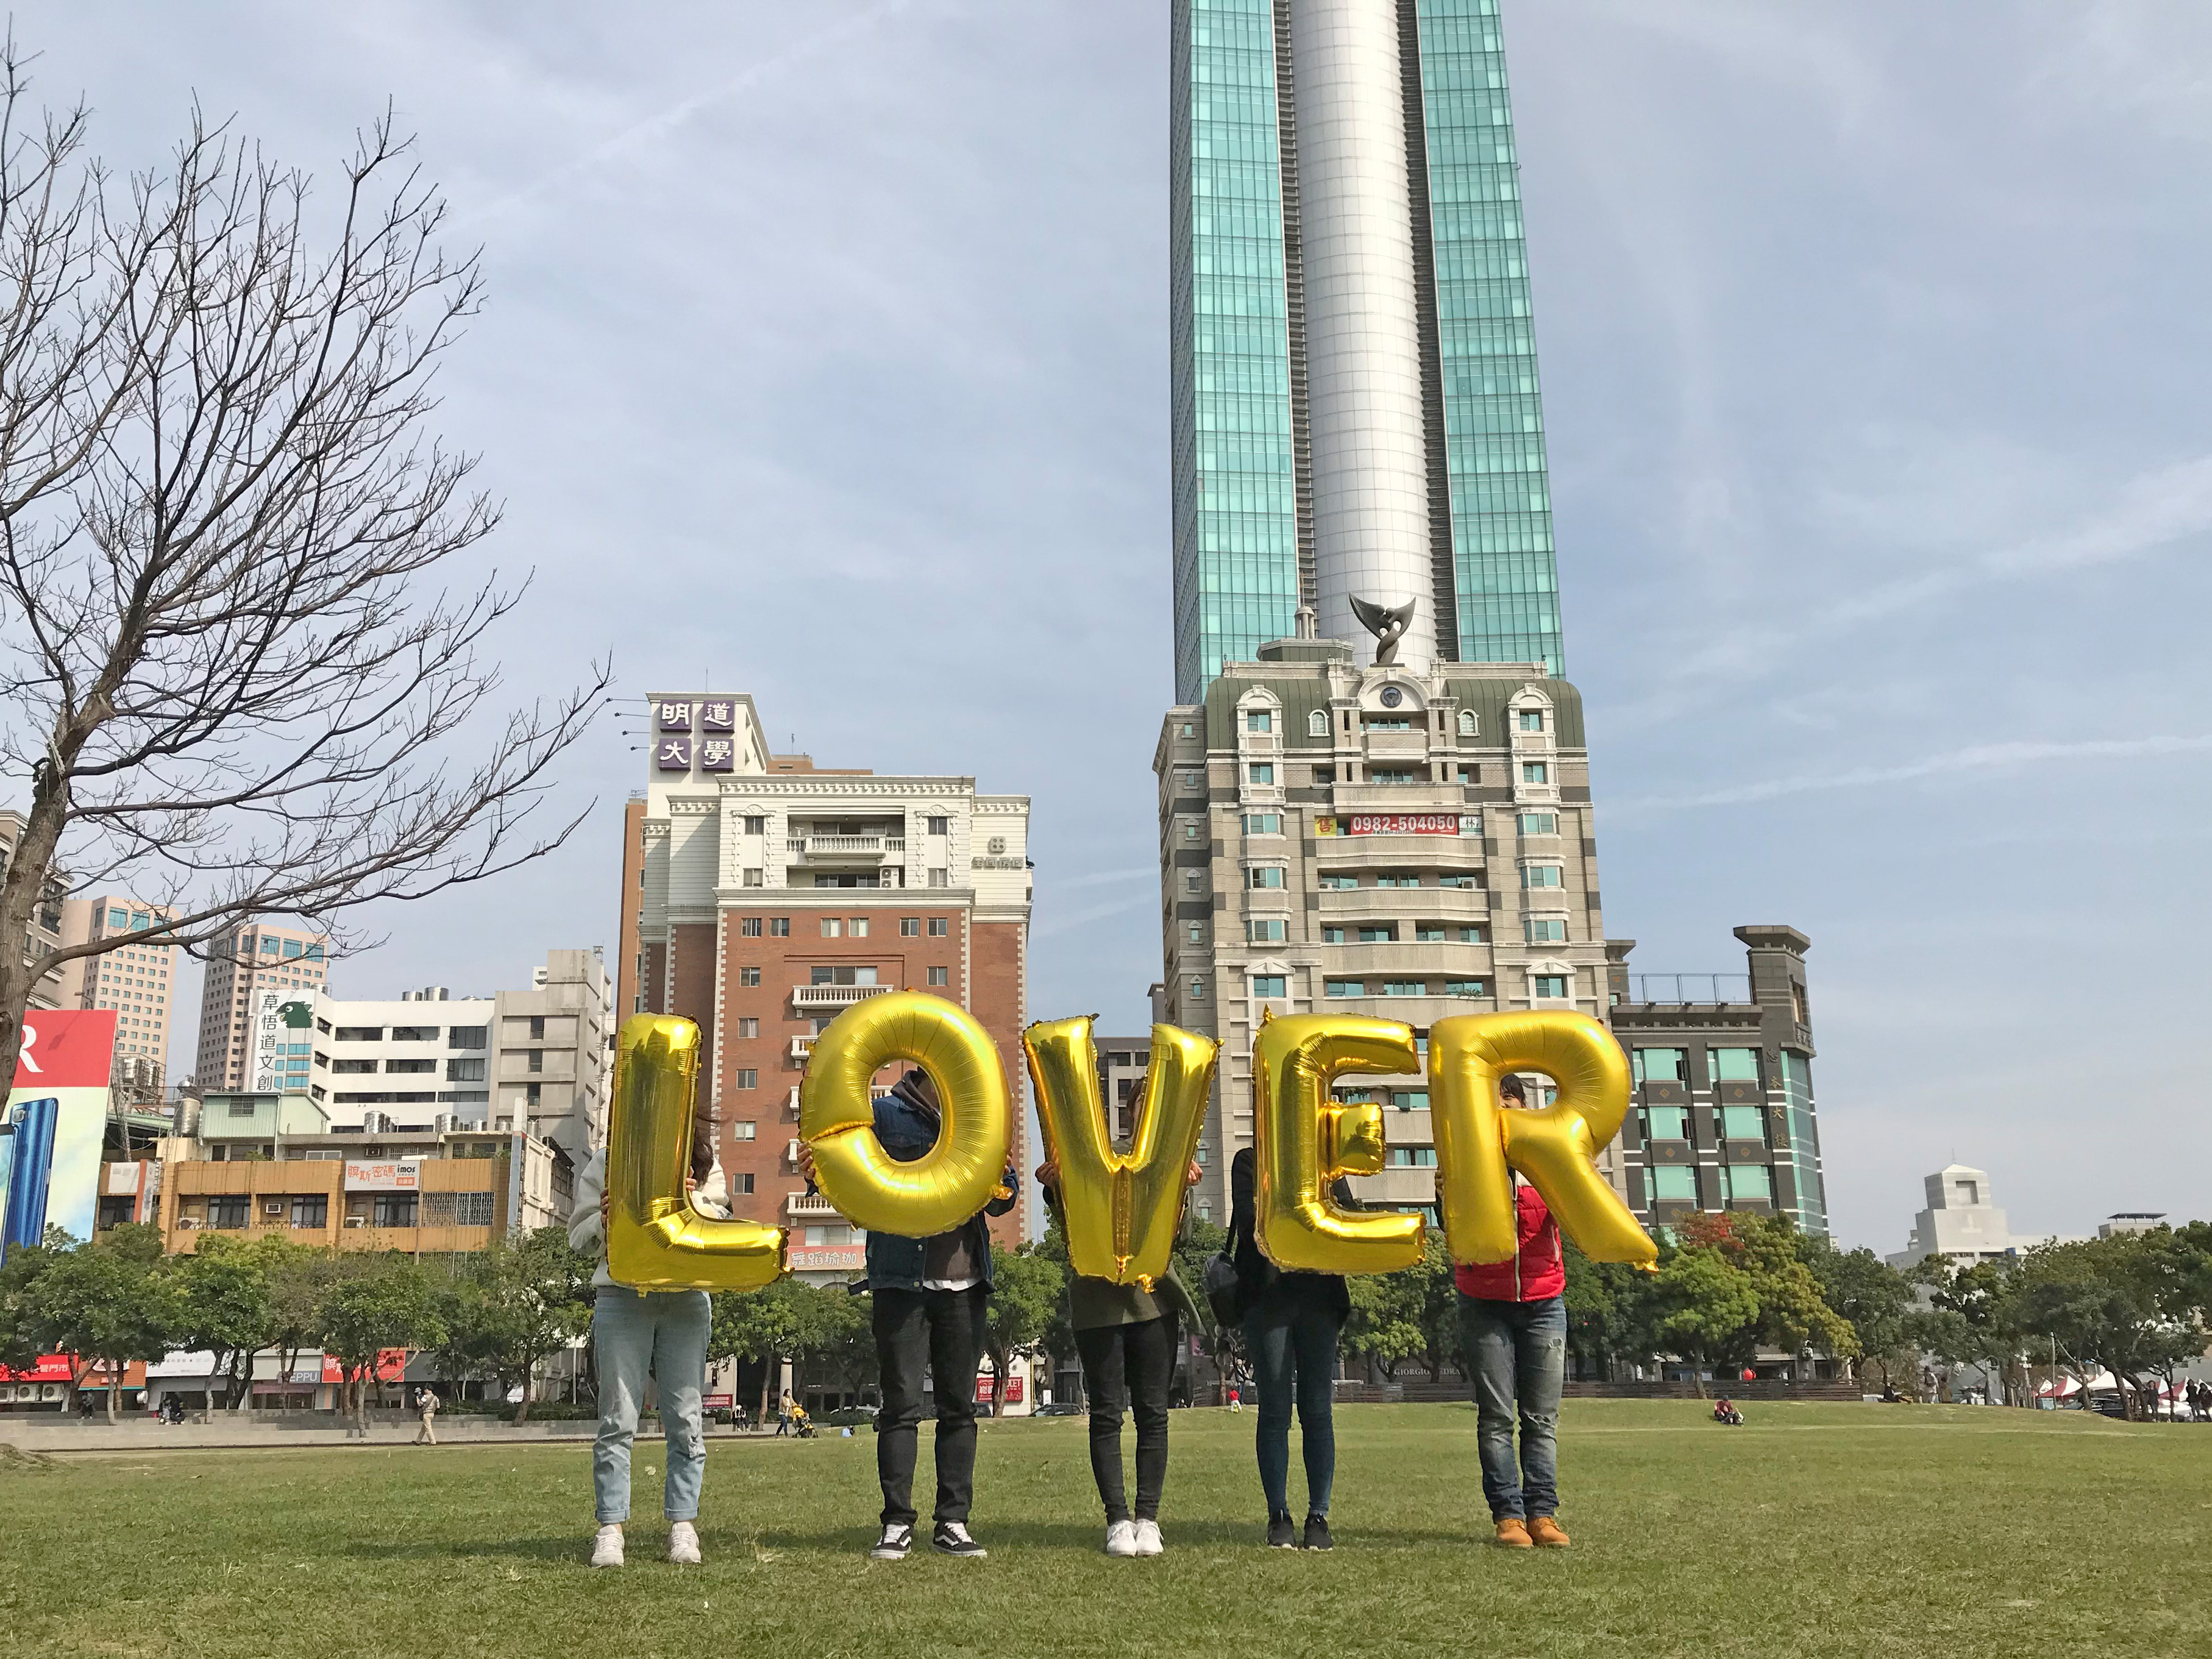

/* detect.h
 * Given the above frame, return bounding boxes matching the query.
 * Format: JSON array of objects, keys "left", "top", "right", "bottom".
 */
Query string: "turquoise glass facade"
[
  {"left": 1170, "top": 0, "right": 1302, "bottom": 704},
  {"left": 1779, "top": 1051, "right": 1828, "bottom": 1235},
  {"left": 1412, "top": 0, "right": 1563, "bottom": 677}
]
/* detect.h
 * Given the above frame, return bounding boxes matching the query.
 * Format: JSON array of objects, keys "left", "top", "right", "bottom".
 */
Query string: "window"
[
  {"left": 1414, "top": 924, "right": 1445, "bottom": 943},
  {"left": 741, "top": 918, "right": 763, "bottom": 938},
  {"left": 1322, "top": 926, "right": 1346, "bottom": 944},
  {"left": 305, "top": 943, "right": 324, "bottom": 961},
  {"left": 1642, "top": 1104, "right": 1691, "bottom": 1140},
  {"left": 1633, "top": 1048, "right": 1687, "bottom": 1085},
  {"left": 1521, "top": 762, "right": 1548, "bottom": 784},
  {"left": 447, "top": 1058, "right": 488, "bottom": 1082},
  {"left": 1244, "top": 812, "right": 1282, "bottom": 834},
  {"left": 927, "top": 870, "right": 949, "bottom": 889},
  {"left": 1248, "top": 919, "right": 1286, "bottom": 943},
  {"left": 1251, "top": 975, "right": 1286, "bottom": 998},
  {"left": 1184, "top": 872, "right": 1204, "bottom": 895},
  {"left": 332, "top": 1059, "right": 377, "bottom": 1075},
  {"left": 1187, "top": 923, "right": 1204, "bottom": 943},
  {"left": 1381, "top": 981, "right": 1426, "bottom": 997},
  {"left": 926, "top": 966, "right": 949, "bottom": 987},
  {"left": 260, "top": 938, "right": 280, "bottom": 954},
  {"left": 1456, "top": 710, "right": 1477, "bottom": 736},
  {"left": 526, "top": 1015, "right": 546, "bottom": 1041},
  {"left": 736, "top": 1017, "right": 759, "bottom": 1039},
  {"left": 1721, "top": 1163, "right": 1773, "bottom": 1204},
  {"left": 1369, "top": 768, "right": 1417, "bottom": 786},
  {"left": 901, "top": 917, "right": 920, "bottom": 936},
  {"left": 1710, "top": 1048, "right": 1762, "bottom": 1084},
  {"left": 392, "top": 1025, "right": 436, "bottom": 1042},
  {"left": 1318, "top": 873, "right": 1357, "bottom": 889},
  {"left": 206, "top": 1195, "right": 250, "bottom": 1229},
  {"left": 1521, "top": 865, "right": 1563, "bottom": 889},
  {"left": 744, "top": 815, "right": 766, "bottom": 834},
  {"left": 822, "top": 919, "right": 842, "bottom": 938},
  {"left": 1246, "top": 711, "right": 1273, "bottom": 733},
  {"left": 371, "top": 1194, "right": 417, "bottom": 1228},
  {"left": 1179, "top": 770, "right": 1203, "bottom": 789},
  {"left": 1248, "top": 764, "right": 1274, "bottom": 784},
  {"left": 1180, "top": 723, "right": 1195, "bottom": 738},
  {"left": 1524, "top": 918, "right": 1567, "bottom": 943},
  {"left": 926, "top": 816, "right": 949, "bottom": 836},
  {"left": 1375, "top": 873, "right": 1420, "bottom": 889},
  {"left": 743, "top": 869, "right": 763, "bottom": 887},
  {"left": 734, "top": 1068, "right": 758, "bottom": 1089},
  {"left": 1395, "top": 1090, "right": 1430, "bottom": 1110},
  {"left": 1363, "top": 717, "right": 1412, "bottom": 732},
  {"left": 1444, "top": 979, "right": 1485, "bottom": 996},
  {"left": 1325, "top": 980, "right": 1365, "bottom": 998},
  {"left": 1534, "top": 975, "right": 1570, "bottom": 999},
  {"left": 290, "top": 1195, "right": 327, "bottom": 1229},
  {"left": 1313, "top": 766, "right": 1335, "bottom": 784},
  {"left": 1437, "top": 873, "right": 1477, "bottom": 889},
  {"left": 928, "top": 917, "right": 948, "bottom": 937},
  {"left": 107, "top": 906, "right": 127, "bottom": 928},
  {"left": 1456, "top": 765, "right": 1476, "bottom": 784},
  {"left": 1307, "top": 710, "right": 1328, "bottom": 737},
  {"left": 384, "top": 1059, "right": 435, "bottom": 1075},
  {"left": 1721, "top": 1105, "right": 1766, "bottom": 1142},
  {"left": 333, "top": 1026, "right": 384, "bottom": 1042},
  {"left": 448, "top": 1025, "right": 488, "bottom": 1049},
  {"left": 734, "top": 1121, "right": 756, "bottom": 1141},
  {"left": 733, "top": 1173, "right": 756, "bottom": 1196},
  {"left": 1387, "top": 1147, "right": 1439, "bottom": 1167},
  {"left": 1189, "top": 979, "right": 1205, "bottom": 1001},
  {"left": 1183, "top": 823, "right": 1201, "bottom": 841},
  {"left": 1649, "top": 1166, "right": 1698, "bottom": 1204},
  {"left": 739, "top": 967, "right": 761, "bottom": 987},
  {"left": 850, "top": 917, "right": 869, "bottom": 937},
  {"left": 524, "top": 1083, "right": 541, "bottom": 1107},
  {"left": 769, "top": 918, "right": 791, "bottom": 936},
  {"left": 1248, "top": 867, "right": 1284, "bottom": 889},
  {"left": 1518, "top": 710, "right": 1544, "bottom": 732},
  {"left": 1357, "top": 926, "right": 1395, "bottom": 943}
]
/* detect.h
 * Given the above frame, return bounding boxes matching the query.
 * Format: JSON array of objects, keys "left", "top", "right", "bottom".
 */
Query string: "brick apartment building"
[{"left": 619, "top": 693, "right": 1033, "bottom": 1270}]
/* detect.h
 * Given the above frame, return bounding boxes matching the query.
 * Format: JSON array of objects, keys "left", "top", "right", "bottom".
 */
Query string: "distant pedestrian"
[
  {"left": 1228, "top": 1385, "right": 1242, "bottom": 1414},
  {"left": 413, "top": 1387, "right": 441, "bottom": 1445},
  {"left": 775, "top": 1392, "right": 796, "bottom": 1437}
]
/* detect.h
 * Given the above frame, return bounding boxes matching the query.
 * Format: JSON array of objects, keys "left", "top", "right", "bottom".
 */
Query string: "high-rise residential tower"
[
  {"left": 193, "top": 921, "right": 330, "bottom": 1090},
  {"left": 1171, "top": 0, "right": 1563, "bottom": 700}
]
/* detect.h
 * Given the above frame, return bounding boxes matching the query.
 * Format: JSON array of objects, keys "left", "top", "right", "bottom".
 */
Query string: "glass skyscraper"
[{"left": 1170, "top": 0, "right": 1565, "bottom": 701}]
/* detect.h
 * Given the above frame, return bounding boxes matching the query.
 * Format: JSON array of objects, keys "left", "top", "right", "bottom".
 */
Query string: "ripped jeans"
[
  {"left": 1457, "top": 1293, "right": 1566, "bottom": 1521},
  {"left": 592, "top": 1285, "right": 710, "bottom": 1524}
]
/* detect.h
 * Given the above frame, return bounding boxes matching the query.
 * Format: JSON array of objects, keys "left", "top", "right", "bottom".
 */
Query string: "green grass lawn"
[{"left": 8, "top": 1401, "right": 2209, "bottom": 1658}]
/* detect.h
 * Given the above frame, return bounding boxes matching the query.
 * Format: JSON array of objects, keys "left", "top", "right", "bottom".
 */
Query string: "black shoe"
[
  {"left": 1267, "top": 1512, "right": 1298, "bottom": 1549},
  {"left": 933, "top": 1521, "right": 988, "bottom": 1558},
  {"left": 1302, "top": 1514, "right": 1334, "bottom": 1552},
  {"left": 870, "top": 1523, "right": 912, "bottom": 1561}
]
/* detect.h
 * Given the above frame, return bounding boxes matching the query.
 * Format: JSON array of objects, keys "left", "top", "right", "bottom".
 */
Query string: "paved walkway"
[{"left": 0, "top": 1417, "right": 799, "bottom": 1454}]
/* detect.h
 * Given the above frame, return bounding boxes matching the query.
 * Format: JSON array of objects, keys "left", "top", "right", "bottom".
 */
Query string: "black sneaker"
[
  {"left": 1302, "top": 1514, "right": 1334, "bottom": 1552},
  {"left": 870, "top": 1523, "right": 912, "bottom": 1561},
  {"left": 1267, "top": 1512, "right": 1298, "bottom": 1549},
  {"left": 933, "top": 1521, "right": 988, "bottom": 1558}
]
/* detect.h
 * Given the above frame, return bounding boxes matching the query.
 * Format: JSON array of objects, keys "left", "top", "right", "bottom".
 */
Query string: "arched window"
[
  {"left": 1307, "top": 709, "right": 1328, "bottom": 738},
  {"left": 1456, "top": 709, "right": 1478, "bottom": 737}
]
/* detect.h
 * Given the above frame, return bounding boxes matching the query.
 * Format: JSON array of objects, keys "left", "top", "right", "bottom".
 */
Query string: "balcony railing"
[
  {"left": 791, "top": 834, "right": 904, "bottom": 859},
  {"left": 789, "top": 1034, "right": 817, "bottom": 1061},
  {"left": 1625, "top": 973, "right": 1752, "bottom": 1005},
  {"left": 792, "top": 983, "right": 891, "bottom": 1010},
  {"left": 786, "top": 1190, "right": 841, "bottom": 1219}
]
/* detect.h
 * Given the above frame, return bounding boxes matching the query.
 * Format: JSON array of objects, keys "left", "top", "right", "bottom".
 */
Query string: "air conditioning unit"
[
  {"left": 344, "top": 1216, "right": 366, "bottom": 1227},
  {"left": 176, "top": 1217, "right": 199, "bottom": 1230},
  {"left": 262, "top": 1199, "right": 285, "bottom": 1215}
]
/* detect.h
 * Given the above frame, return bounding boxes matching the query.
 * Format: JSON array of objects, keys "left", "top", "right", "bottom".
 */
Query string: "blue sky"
[{"left": 31, "top": 1, "right": 2212, "bottom": 1252}]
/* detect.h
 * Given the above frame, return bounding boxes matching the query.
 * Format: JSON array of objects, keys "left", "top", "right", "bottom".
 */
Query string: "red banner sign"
[{"left": 11, "top": 1010, "right": 119, "bottom": 1089}]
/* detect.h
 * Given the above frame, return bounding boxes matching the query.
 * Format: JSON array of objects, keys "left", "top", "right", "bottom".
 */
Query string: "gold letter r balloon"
[{"left": 605, "top": 1015, "right": 788, "bottom": 1291}]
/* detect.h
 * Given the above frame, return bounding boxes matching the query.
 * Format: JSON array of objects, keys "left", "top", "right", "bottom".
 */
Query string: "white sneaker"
[
  {"left": 589, "top": 1524, "right": 625, "bottom": 1568},
  {"left": 1133, "top": 1518, "right": 1164, "bottom": 1557},
  {"left": 1104, "top": 1519, "right": 1139, "bottom": 1557},
  {"left": 667, "top": 1521, "right": 701, "bottom": 1565}
]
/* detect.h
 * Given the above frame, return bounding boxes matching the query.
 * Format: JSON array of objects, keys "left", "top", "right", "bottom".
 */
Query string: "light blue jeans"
[{"left": 593, "top": 1285, "right": 710, "bottom": 1524}]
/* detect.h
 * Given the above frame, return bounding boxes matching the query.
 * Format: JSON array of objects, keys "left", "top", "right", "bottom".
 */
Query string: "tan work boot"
[
  {"left": 1494, "top": 1518, "right": 1533, "bottom": 1549},
  {"left": 1529, "top": 1516, "right": 1571, "bottom": 1548}
]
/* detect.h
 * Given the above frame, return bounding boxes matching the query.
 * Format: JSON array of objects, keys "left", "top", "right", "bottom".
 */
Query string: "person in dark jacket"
[
  {"left": 799, "top": 1067, "right": 1015, "bottom": 1562},
  {"left": 1228, "top": 1145, "right": 1352, "bottom": 1551},
  {"left": 1456, "top": 1075, "right": 1570, "bottom": 1548}
]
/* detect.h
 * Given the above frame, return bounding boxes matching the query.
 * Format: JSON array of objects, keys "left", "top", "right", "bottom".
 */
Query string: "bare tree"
[{"left": 0, "top": 42, "right": 605, "bottom": 1083}]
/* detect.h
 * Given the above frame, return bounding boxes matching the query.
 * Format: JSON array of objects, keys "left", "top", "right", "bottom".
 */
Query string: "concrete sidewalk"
[{"left": 0, "top": 1417, "right": 794, "bottom": 1454}]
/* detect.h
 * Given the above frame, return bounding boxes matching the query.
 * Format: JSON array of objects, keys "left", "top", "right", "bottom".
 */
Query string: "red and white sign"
[
  {"left": 1315, "top": 813, "right": 1479, "bottom": 837},
  {"left": 786, "top": 1244, "right": 866, "bottom": 1273},
  {"left": 344, "top": 1160, "right": 421, "bottom": 1192},
  {"left": 12, "top": 1009, "right": 119, "bottom": 1089},
  {"left": 974, "top": 1373, "right": 1025, "bottom": 1405}
]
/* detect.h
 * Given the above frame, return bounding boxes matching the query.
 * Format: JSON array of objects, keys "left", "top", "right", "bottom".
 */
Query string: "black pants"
[
  {"left": 873, "top": 1285, "right": 987, "bottom": 1528},
  {"left": 1075, "top": 1316, "right": 1176, "bottom": 1523}
]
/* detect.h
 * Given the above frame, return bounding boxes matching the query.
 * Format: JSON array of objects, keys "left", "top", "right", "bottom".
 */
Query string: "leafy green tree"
[
  {"left": 794, "top": 1285, "right": 875, "bottom": 1403},
  {"left": 315, "top": 1256, "right": 447, "bottom": 1435},
  {"left": 709, "top": 1279, "right": 825, "bottom": 1421},
  {"left": 1345, "top": 1232, "right": 1453, "bottom": 1381},
  {"left": 30, "top": 1227, "right": 180, "bottom": 1421},
  {"left": 1562, "top": 1239, "right": 1651, "bottom": 1382},
  {"left": 172, "top": 1236, "right": 277, "bottom": 1418},
  {"left": 1645, "top": 1248, "right": 1759, "bottom": 1396},
  {"left": 983, "top": 1244, "right": 1062, "bottom": 1418},
  {"left": 0, "top": 1230, "right": 68, "bottom": 1374},
  {"left": 1679, "top": 1212, "right": 1858, "bottom": 1376},
  {"left": 1804, "top": 1239, "right": 1915, "bottom": 1389},
  {"left": 2010, "top": 1234, "right": 2200, "bottom": 1419},
  {"left": 435, "top": 1227, "right": 592, "bottom": 1420}
]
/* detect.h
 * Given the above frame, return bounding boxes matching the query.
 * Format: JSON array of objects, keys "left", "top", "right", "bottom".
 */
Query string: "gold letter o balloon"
[{"left": 799, "top": 990, "right": 1012, "bottom": 1238}]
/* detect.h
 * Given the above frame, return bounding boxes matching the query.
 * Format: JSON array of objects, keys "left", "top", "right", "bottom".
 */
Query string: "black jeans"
[
  {"left": 1074, "top": 1316, "right": 1176, "bottom": 1523},
  {"left": 872, "top": 1285, "right": 987, "bottom": 1528}
]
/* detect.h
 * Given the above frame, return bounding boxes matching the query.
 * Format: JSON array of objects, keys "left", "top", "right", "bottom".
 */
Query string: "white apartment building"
[
  {"left": 193, "top": 920, "right": 330, "bottom": 1090},
  {"left": 57, "top": 896, "right": 180, "bottom": 1101}
]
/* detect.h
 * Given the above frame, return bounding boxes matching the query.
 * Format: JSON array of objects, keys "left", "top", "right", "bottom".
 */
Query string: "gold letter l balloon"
[
  {"left": 1252, "top": 1012, "right": 1426, "bottom": 1275},
  {"left": 605, "top": 1015, "right": 787, "bottom": 1291},
  {"left": 1428, "top": 1010, "right": 1657, "bottom": 1268},
  {"left": 799, "top": 990, "right": 1011, "bottom": 1238},
  {"left": 1025, "top": 1016, "right": 1217, "bottom": 1287}
]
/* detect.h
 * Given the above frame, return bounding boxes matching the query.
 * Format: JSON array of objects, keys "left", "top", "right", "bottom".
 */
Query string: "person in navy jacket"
[{"left": 1456, "top": 1074, "right": 1572, "bottom": 1548}]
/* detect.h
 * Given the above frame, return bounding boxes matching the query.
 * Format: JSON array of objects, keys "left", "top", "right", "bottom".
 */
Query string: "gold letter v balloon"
[
  {"left": 605, "top": 1014, "right": 788, "bottom": 1291},
  {"left": 1024, "top": 1015, "right": 1217, "bottom": 1287},
  {"left": 798, "top": 990, "right": 1011, "bottom": 1238}
]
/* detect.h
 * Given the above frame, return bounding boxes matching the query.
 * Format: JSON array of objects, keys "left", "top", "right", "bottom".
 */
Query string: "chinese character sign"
[
  {"left": 700, "top": 700, "right": 736, "bottom": 732},
  {"left": 656, "top": 700, "right": 693, "bottom": 732},
  {"left": 700, "top": 737, "right": 734, "bottom": 773},
  {"left": 656, "top": 736, "right": 693, "bottom": 772}
]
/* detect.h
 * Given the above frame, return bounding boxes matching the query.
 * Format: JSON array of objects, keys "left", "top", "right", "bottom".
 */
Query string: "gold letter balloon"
[
  {"left": 1428, "top": 1010, "right": 1657, "bottom": 1268},
  {"left": 1252, "top": 1012, "right": 1427, "bottom": 1275},
  {"left": 1025, "top": 1016, "right": 1217, "bottom": 1288},
  {"left": 605, "top": 1015, "right": 788, "bottom": 1291},
  {"left": 798, "top": 990, "right": 1011, "bottom": 1238}
]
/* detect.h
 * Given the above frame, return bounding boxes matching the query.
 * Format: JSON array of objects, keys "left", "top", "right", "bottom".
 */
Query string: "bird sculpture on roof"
[{"left": 1348, "top": 596, "right": 1417, "bottom": 666}]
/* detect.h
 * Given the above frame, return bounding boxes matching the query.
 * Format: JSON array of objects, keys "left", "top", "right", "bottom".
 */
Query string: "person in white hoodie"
[{"left": 569, "top": 1145, "right": 728, "bottom": 1568}]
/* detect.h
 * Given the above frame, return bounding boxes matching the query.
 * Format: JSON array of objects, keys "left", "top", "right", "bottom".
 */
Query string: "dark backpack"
[{"left": 1201, "top": 1248, "right": 1242, "bottom": 1329}]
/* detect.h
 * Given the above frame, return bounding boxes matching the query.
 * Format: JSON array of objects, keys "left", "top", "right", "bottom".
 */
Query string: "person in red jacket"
[{"left": 1456, "top": 1075, "right": 1570, "bottom": 1549}]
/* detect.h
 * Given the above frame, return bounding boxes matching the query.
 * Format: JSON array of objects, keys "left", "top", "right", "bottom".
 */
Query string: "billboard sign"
[
  {"left": 1314, "top": 813, "right": 1481, "bottom": 837},
  {"left": 786, "top": 1243, "right": 866, "bottom": 1273},
  {"left": 2, "top": 1010, "right": 116, "bottom": 1253},
  {"left": 344, "top": 1160, "right": 421, "bottom": 1192}
]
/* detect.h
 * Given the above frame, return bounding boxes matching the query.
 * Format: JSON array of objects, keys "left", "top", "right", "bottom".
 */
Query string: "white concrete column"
[{"left": 1289, "top": 0, "right": 1436, "bottom": 669}]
